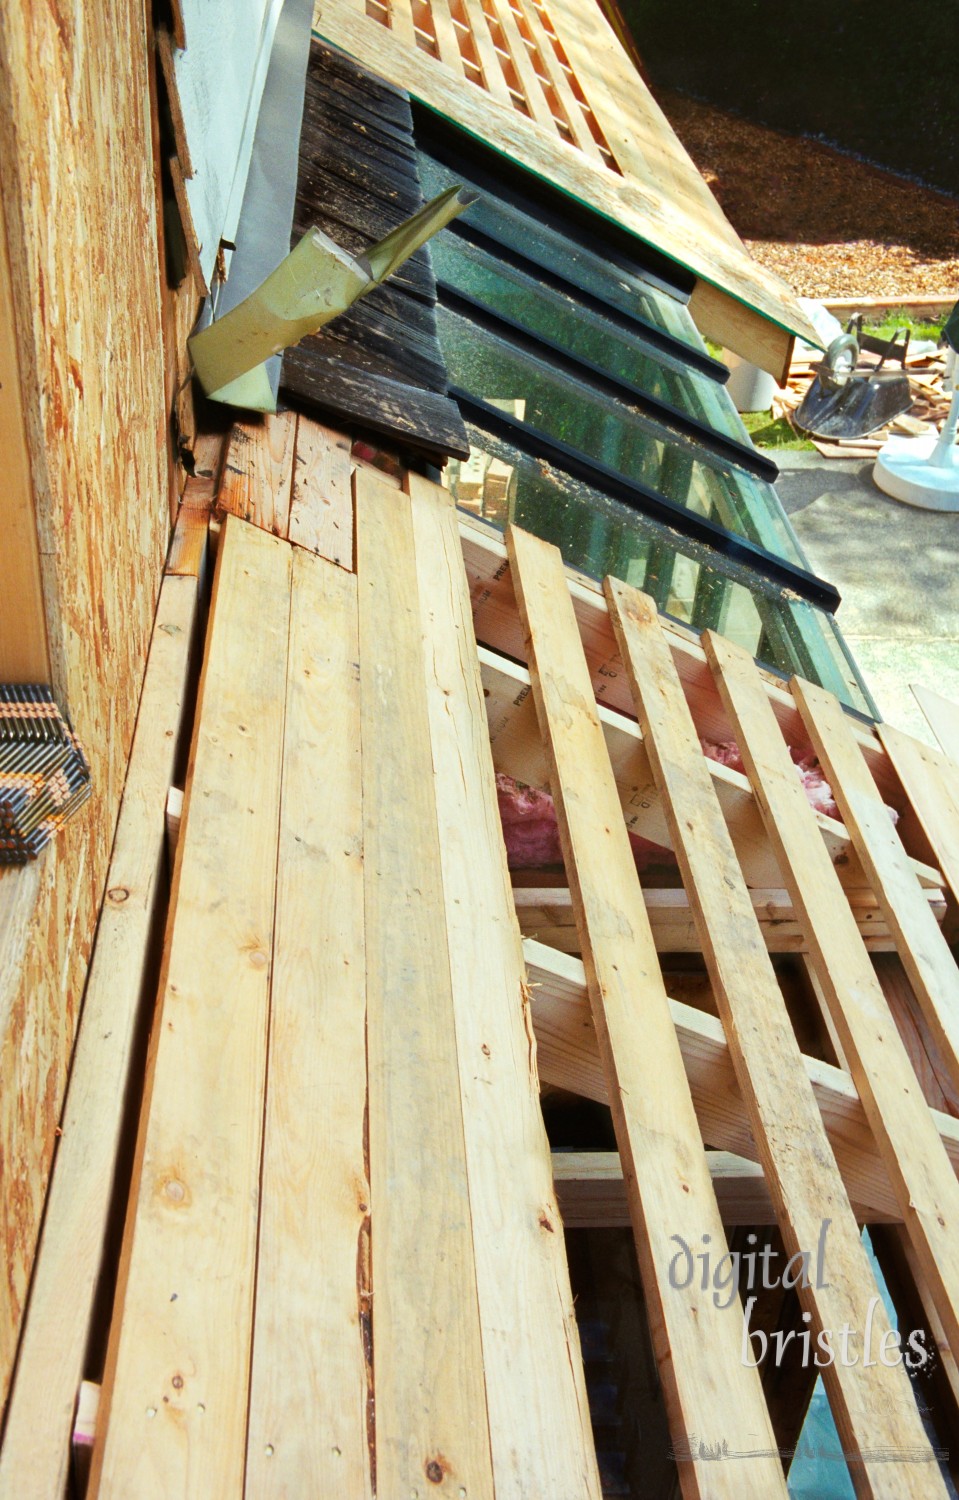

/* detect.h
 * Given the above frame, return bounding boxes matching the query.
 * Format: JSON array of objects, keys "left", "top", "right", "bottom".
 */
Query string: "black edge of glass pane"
[
  {"left": 412, "top": 102, "right": 696, "bottom": 303},
  {"left": 437, "top": 281, "right": 778, "bottom": 483},
  {"left": 450, "top": 221, "right": 729, "bottom": 383},
  {"left": 453, "top": 393, "right": 841, "bottom": 614}
]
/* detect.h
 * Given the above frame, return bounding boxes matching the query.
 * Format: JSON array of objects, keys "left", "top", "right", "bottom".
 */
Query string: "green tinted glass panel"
[
  {"left": 418, "top": 149, "right": 703, "bottom": 351},
  {"left": 431, "top": 234, "right": 749, "bottom": 444},
  {"left": 437, "top": 304, "right": 806, "bottom": 567},
  {"left": 448, "top": 421, "right": 873, "bottom": 715}
]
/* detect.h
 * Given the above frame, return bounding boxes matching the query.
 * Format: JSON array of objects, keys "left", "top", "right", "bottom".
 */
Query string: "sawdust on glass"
[{"left": 656, "top": 90, "right": 959, "bottom": 301}]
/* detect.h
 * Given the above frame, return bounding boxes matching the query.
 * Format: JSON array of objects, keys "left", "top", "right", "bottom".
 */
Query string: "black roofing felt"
[{"left": 280, "top": 40, "right": 470, "bottom": 461}]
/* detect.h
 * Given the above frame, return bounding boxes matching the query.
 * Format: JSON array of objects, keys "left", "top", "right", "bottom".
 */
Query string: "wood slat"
[
  {"left": 513, "top": 883, "right": 946, "bottom": 955},
  {"left": 705, "top": 628, "right": 959, "bottom": 1359},
  {"left": 457, "top": 0, "right": 514, "bottom": 106},
  {"left": 511, "top": 0, "right": 606, "bottom": 162},
  {"left": 425, "top": 0, "right": 468, "bottom": 75},
  {"left": 407, "top": 472, "right": 600, "bottom": 1496},
  {"left": 483, "top": 0, "right": 557, "bottom": 131},
  {"left": 289, "top": 416, "right": 353, "bottom": 567},
  {"left": 89, "top": 518, "right": 292, "bottom": 1499},
  {"left": 793, "top": 677, "right": 959, "bottom": 1100},
  {"left": 506, "top": 524, "right": 785, "bottom": 1496},
  {"left": 356, "top": 468, "right": 494, "bottom": 1499},
  {"left": 0, "top": 571, "right": 201, "bottom": 1500},
  {"left": 245, "top": 550, "right": 371, "bottom": 1496},
  {"left": 524, "top": 937, "right": 959, "bottom": 1224},
  {"left": 879, "top": 722, "right": 959, "bottom": 909},
  {"left": 218, "top": 412, "right": 297, "bottom": 536},
  {"left": 912, "top": 684, "right": 959, "bottom": 763},
  {"left": 607, "top": 580, "right": 943, "bottom": 1494},
  {"left": 554, "top": 1151, "right": 831, "bottom": 1230}
]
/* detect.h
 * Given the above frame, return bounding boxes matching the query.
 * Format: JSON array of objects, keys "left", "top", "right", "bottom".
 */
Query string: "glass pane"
[
  {"left": 437, "top": 304, "right": 806, "bottom": 567},
  {"left": 446, "top": 421, "right": 873, "bottom": 715},
  {"left": 431, "top": 234, "right": 749, "bottom": 444},
  {"left": 418, "top": 149, "right": 705, "bottom": 352}
]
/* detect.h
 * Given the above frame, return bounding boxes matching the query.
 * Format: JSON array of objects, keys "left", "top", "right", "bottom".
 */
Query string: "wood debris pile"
[{"left": 772, "top": 344, "right": 953, "bottom": 460}]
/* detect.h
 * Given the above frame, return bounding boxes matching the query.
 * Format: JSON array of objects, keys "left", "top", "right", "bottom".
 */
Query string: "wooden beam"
[
  {"left": 552, "top": 1151, "right": 893, "bottom": 1229},
  {"left": 607, "top": 579, "right": 943, "bottom": 1493},
  {"left": 506, "top": 523, "right": 785, "bottom": 1497},
  {"left": 795, "top": 678, "right": 959, "bottom": 1101},
  {"left": 912, "top": 685, "right": 959, "bottom": 764},
  {"left": 0, "top": 184, "right": 48, "bottom": 681},
  {"left": 523, "top": 937, "right": 959, "bottom": 1223},
  {"left": 706, "top": 628, "right": 959, "bottom": 1359},
  {"left": 90, "top": 518, "right": 292, "bottom": 1499},
  {"left": 0, "top": 570, "right": 201, "bottom": 1500},
  {"left": 244, "top": 550, "right": 372, "bottom": 1497},
  {"left": 407, "top": 472, "right": 601, "bottom": 1497},
  {"left": 513, "top": 882, "right": 946, "bottom": 954},
  {"left": 688, "top": 279, "right": 797, "bottom": 382},
  {"left": 879, "top": 723, "right": 959, "bottom": 911},
  {"left": 356, "top": 469, "right": 494, "bottom": 1499}
]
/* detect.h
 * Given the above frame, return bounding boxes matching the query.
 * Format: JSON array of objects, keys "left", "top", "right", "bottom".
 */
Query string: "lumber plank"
[
  {"left": 425, "top": 0, "right": 467, "bottom": 76},
  {"left": 511, "top": 0, "right": 607, "bottom": 162},
  {"left": 688, "top": 280, "right": 795, "bottom": 385},
  {"left": 0, "top": 183, "right": 49, "bottom": 680},
  {"left": 552, "top": 1151, "right": 885, "bottom": 1230},
  {"left": 245, "top": 550, "right": 371, "bottom": 1497},
  {"left": 794, "top": 677, "right": 959, "bottom": 1100},
  {"left": 356, "top": 468, "right": 494, "bottom": 1499},
  {"left": 523, "top": 937, "right": 959, "bottom": 1223},
  {"left": 0, "top": 0, "right": 169, "bottom": 1415},
  {"left": 0, "top": 573, "right": 200, "bottom": 1500},
  {"left": 705, "top": 628, "right": 959, "bottom": 1358},
  {"left": 218, "top": 412, "right": 297, "bottom": 537},
  {"left": 879, "top": 722, "right": 959, "bottom": 909},
  {"left": 289, "top": 416, "right": 353, "bottom": 567},
  {"left": 606, "top": 579, "right": 944, "bottom": 1494},
  {"left": 912, "top": 685, "right": 959, "bottom": 764},
  {"left": 407, "top": 472, "right": 600, "bottom": 1496},
  {"left": 89, "top": 518, "right": 292, "bottom": 1500},
  {"left": 506, "top": 523, "right": 785, "bottom": 1496}
]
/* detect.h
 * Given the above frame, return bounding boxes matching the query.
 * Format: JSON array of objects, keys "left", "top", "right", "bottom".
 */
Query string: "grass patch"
[
  {"left": 741, "top": 409, "right": 815, "bottom": 451},
  {"left": 862, "top": 312, "right": 943, "bottom": 343}
]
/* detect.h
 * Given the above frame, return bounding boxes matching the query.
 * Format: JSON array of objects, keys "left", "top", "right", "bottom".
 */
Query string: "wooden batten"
[{"left": 688, "top": 278, "right": 798, "bottom": 382}]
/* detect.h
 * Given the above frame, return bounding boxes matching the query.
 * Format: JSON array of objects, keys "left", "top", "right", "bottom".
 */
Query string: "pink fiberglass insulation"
[{"left": 496, "top": 737, "right": 895, "bottom": 872}]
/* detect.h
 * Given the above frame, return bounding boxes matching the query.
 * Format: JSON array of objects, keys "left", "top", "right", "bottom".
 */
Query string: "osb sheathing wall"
[{"left": 0, "top": 0, "right": 170, "bottom": 1412}]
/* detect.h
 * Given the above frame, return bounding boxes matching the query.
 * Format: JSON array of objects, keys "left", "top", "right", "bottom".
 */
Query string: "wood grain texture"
[
  {"left": 219, "top": 412, "right": 298, "bottom": 537},
  {"left": 523, "top": 937, "right": 959, "bottom": 1223},
  {"left": 310, "top": 0, "right": 822, "bottom": 361},
  {"left": 0, "top": 184, "right": 48, "bottom": 681},
  {"left": 289, "top": 416, "right": 353, "bottom": 566},
  {"left": 706, "top": 628, "right": 959, "bottom": 1359},
  {"left": 0, "top": 573, "right": 201, "bottom": 1500},
  {"left": 90, "top": 519, "right": 291, "bottom": 1499},
  {"left": 880, "top": 723, "right": 959, "bottom": 910},
  {"left": 912, "top": 685, "right": 959, "bottom": 764},
  {"left": 0, "top": 0, "right": 169, "bottom": 1416},
  {"left": 245, "top": 550, "right": 371, "bottom": 1498},
  {"left": 607, "top": 580, "right": 943, "bottom": 1496},
  {"left": 408, "top": 473, "right": 600, "bottom": 1498},
  {"left": 506, "top": 524, "right": 785, "bottom": 1496},
  {"left": 356, "top": 468, "right": 494, "bottom": 1499},
  {"left": 794, "top": 678, "right": 959, "bottom": 1100},
  {"left": 688, "top": 280, "right": 795, "bottom": 384}
]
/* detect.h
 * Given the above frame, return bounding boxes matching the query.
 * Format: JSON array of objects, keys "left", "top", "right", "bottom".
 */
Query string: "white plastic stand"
[{"left": 873, "top": 350, "right": 959, "bottom": 511}]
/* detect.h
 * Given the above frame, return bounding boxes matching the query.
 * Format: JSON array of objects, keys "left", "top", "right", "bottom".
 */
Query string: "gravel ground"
[{"left": 656, "top": 90, "right": 959, "bottom": 300}]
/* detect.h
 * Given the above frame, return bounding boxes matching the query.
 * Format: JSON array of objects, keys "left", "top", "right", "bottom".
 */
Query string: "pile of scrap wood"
[{"left": 773, "top": 341, "right": 952, "bottom": 459}]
